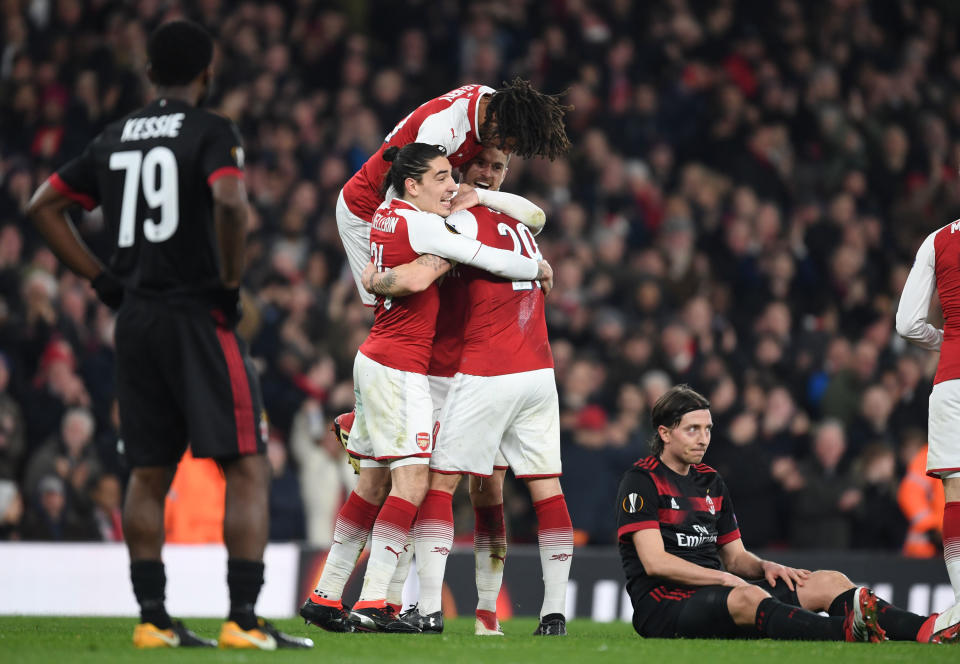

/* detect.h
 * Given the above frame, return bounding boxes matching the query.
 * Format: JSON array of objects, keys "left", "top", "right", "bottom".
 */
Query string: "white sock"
[
  {"left": 414, "top": 490, "right": 455, "bottom": 615},
  {"left": 534, "top": 495, "right": 574, "bottom": 618},
  {"left": 313, "top": 491, "right": 379, "bottom": 601},
  {"left": 387, "top": 534, "right": 414, "bottom": 608},
  {"left": 474, "top": 503, "right": 507, "bottom": 613}
]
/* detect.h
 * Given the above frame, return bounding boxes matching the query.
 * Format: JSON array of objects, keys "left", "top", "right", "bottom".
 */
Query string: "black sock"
[
  {"left": 755, "top": 597, "right": 846, "bottom": 641},
  {"left": 827, "top": 587, "right": 924, "bottom": 641},
  {"left": 130, "top": 560, "right": 171, "bottom": 629},
  {"left": 827, "top": 588, "right": 856, "bottom": 617},
  {"left": 227, "top": 559, "right": 264, "bottom": 630}
]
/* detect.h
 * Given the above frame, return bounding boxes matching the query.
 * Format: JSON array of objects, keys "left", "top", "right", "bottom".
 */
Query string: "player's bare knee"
[
  {"left": 727, "top": 585, "right": 769, "bottom": 624},
  {"left": 799, "top": 570, "right": 853, "bottom": 610},
  {"left": 525, "top": 476, "right": 562, "bottom": 503},
  {"left": 429, "top": 471, "right": 461, "bottom": 495}
]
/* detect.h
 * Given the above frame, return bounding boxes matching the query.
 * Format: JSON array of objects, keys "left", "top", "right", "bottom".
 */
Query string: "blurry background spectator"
[{"left": 3, "top": 0, "right": 960, "bottom": 552}]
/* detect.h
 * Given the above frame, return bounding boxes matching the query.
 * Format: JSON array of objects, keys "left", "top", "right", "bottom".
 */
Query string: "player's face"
[
  {"left": 660, "top": 409, "right": 712, "bottom": 468},
  {"left": 406, "top": 156, "right": 458, "bottom": 217},
  {"left": 462, "top": 148, "right": 509, "bottom": 191}
]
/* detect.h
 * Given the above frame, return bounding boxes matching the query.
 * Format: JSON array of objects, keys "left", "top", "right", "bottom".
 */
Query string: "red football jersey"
[
  {"left": 342, "top": 84, "right": 494, "bottom": 220},
  {"left": 897, "top": 220, "right": 960, "bottom": 384},
  {"left": 427, "top": 276, "right": 467, "bottom": 378},
  {"left": 359, "top": 199, "right": 441, "bottom": 374},
  {"left": 457, "top": 207, "right": 554, "bottom": 376}
]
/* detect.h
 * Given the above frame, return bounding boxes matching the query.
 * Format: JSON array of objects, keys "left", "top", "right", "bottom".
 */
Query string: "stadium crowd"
[{"left": 1, "top": 0, "right": 960, "bottom": 556}]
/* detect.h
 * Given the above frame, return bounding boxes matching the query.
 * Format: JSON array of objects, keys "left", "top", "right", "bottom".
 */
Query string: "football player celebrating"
[
  {"left": 363, "top": 146, "right": 571, "bottom": 636},
  {"left": 301, "top": 143, "right": 552, "bottom": 633}
]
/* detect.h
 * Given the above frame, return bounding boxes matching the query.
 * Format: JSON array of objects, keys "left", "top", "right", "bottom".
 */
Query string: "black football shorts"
[
  {"left": 115, "top": 294, "right": 266, "bottom": 467},
  {"left": 632, "top": 578, "right": 801, "bottom": 639}
]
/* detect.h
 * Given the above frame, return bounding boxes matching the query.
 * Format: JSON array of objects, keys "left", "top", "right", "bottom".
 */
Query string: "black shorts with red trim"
[
  {"left": 115, "top": 294, "right": 265, "bottom": 467},
  {"left": 631, "top": 578, "right": 800, "bottom": 639}
]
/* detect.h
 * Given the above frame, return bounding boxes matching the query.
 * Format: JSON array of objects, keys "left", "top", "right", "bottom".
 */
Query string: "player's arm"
[
  {"left": 718, "top": 539, "right": 810, "bottom": 591},
  {"left": 27, "top": 181, "right": 104, "bottom": 281},
  {"left": 895, "top": 232, "right": 942, "bottom": 350},
  {"left": 211, "top": 175, "right": 248, "bottom": 288},
  {"left": 407, "top": 212, "right": 548, "bottom": 282},
  {"left": 361, "top": 254, "right": 452, "bottom": 297},
  {"left": 631, "top": 529, "right": 746, "bottom": 587},
  {"left": 451, "top": 184, "right": 546, "bottom": 235},
  {"left": 27, "top": 179, "right": 122, "bottom": 308}
]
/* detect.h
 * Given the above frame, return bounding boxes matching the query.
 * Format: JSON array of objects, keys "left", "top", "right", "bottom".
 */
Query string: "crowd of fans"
[{"left": 1, "top": 0, "right": 960, "bottom": 556}]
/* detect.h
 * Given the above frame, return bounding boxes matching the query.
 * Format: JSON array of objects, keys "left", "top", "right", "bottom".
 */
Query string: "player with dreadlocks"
[{"left": 334, "top": 77, "right": 571, "bottom": 313}]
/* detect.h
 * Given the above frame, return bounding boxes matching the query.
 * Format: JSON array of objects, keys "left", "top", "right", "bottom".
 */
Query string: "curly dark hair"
[
  {"left": 484, "top": 77, "right": 571, "bottom": 160},
  {"left": 649, "top": 384, "right": 711, "bottom": 456}
]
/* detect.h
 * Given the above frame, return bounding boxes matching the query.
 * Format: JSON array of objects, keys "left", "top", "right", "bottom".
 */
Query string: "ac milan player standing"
[
  {"left": 26, "top": 20, "right": 311, "bottom": 650},
  {"left": 896, "top": 218, "right": 960, "bottom": 641}
]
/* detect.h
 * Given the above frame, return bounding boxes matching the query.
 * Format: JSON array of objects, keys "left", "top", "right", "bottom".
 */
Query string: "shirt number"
[
  {"left": 497, "top": 222, "right": 542, "bottom": 290},
  {"left": 370, "top": 241, "right": 393, "bottom": 310},
  {"left": 109, "top": 147, "right": 179, "bottom": 247}
]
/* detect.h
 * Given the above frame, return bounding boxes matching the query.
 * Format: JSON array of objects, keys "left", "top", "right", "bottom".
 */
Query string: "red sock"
[{"left": 944, "top": 501, "right": 960, "bottom": 601}]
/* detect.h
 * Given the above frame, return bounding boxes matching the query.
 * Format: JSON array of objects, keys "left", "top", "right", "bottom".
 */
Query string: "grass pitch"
[{"left": 0, "top": 616, "right": 953, "bottom": 664}]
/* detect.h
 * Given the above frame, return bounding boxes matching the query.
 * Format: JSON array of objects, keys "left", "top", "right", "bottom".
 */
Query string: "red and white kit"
[
  {"left": 337, "top": 84, "right": 495, "bottom": 306},
  {"left": 896, "top": 220, "right": 960, "bottom": 478},
  {"left": 431, "top": 205, "right": 560, "bottom": 478},
  {"left": 348, "top": 198, "right": 540, "bottom": 465}
]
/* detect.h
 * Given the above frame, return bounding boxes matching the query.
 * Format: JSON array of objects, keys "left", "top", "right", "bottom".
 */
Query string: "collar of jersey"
[{"left": 393, "top": 198, "right": 421, "bottom": 213}]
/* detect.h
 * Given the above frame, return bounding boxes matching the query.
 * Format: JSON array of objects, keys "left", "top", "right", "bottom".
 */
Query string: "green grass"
[{"left": 0, "top": 616, "right": 952, "bottom": 663}]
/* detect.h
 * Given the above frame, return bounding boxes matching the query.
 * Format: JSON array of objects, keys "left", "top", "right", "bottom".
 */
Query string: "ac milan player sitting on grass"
[{"left": 617, "top": 384, "right": 952, "bottom": 644}]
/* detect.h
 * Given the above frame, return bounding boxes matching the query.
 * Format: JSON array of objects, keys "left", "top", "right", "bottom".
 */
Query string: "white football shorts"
[
  {"left": 430, "top": 374, "right": 508, "bottom": 469},
  {"left": 348, "top": 351, "right": 432, "bottom": 468},
  {"left": 431, "top": 368, "right": 560, "bottom": 477},
  {"left": 336, "top": 189, "right": 376, "bottom": 307},
  {"left": 927, "top": 380, "right": 960, "bottom": 478}
]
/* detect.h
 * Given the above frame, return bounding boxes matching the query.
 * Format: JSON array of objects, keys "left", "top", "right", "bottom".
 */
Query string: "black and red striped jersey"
[
  {"left": 49, "top": 97, "right": 244, "bottom": 298},
  {"left": 616, "top": 455, "right": 741, "bottom": 601}
]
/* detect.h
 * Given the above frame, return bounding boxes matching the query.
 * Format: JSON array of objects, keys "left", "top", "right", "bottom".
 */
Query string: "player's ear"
[
  {"left": 657, "top": 424, "right": 671, "bottom": 445},
  {"left": 405, "top": 176, "right": 419, "bottom": 198},
  {"left": 146, "top": 63, "right": 156, "bottom": 85}
]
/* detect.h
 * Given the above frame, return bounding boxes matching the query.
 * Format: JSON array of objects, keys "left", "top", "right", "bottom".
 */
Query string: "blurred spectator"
[
  {"left": 288, "top": 392, "right": 356, "bottom": 547},
  {"left": 0, "top": 479, "right": 23, "bottom": 540},
  {"left": 788, "top": 420, "right": 859, "bottom": 549},
  {"left": 899, "top": 444, "right": 945, "bottom": 558},
  {"left": 89, "top": 472, "right": 123, "bottom": 542},
  {"left": 850, "top": 444, "right": 908, "bottom": 551},
  {"left": 4, "top": 0, "right": 960, "bottom": 549},
  {"left": 0, "top": 353, "right": 25, "bottom": 480},
  {"left": 266, "top": 436, "right": 306, "bottom": 542},
  {"left": 22, "top": 407, "right": 100, "bottom": 505},
  {"left": 20, "top": 474, "right": 97, "bottom": 541}
]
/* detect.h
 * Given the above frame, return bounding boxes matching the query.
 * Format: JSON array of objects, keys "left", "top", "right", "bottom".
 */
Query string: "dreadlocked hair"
[
  {"left": 381, "top": 143, "right": 448, "bottom": 197},
  {"left": 485, "top": 77, "right": 572, "bottom": 160}
]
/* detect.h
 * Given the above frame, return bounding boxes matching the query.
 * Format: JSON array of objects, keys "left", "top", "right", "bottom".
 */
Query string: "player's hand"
[
  {"left": 361, "top": 261, "right": 377, "bottom": 293},
  {"left": 761, "top": 560, "right": 810, "bottom": 591},
  {"left": 91, "top": 270, "right": 124, "bottom": 310},
  {"left": 212, "top": 287, "right": 242, "bottom": 328},
  {"left": 536, "top": 259, "right": 554, "bottom": 295},
  {"left": 718, "top": 572, "right": 749, "bottom": 587},
  {"left": 450, "top": 183, "right": 480, "bottom": 213}
]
